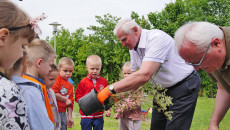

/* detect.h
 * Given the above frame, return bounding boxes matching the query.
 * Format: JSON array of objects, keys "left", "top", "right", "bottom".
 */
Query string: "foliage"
[
  {"left": 197, "top": 70, "right": 217, "bottom": 98},
  {"left": 108, "top": 82, "right": 173, "bottom": 120},
  {"left": 146, "top": 82, "right": 173, "bottom": 120},
  {"left": 130, "top": 0, "right": 230, "bottom": 97},
  {"left": 131, "top": 12, "right": 151, "bottom": 30},
  {"left": 146, "top": 0, "right": 230, "bottom": 37},
  {"left": 77, "top": 14, "right": 130, "bottom": 84},
  {"left": 113, "top": 87, "right": 143, "bottom": 117},
  {"left": 48, "top": 0, "right": 230, "bottom": 95},
  {"left": 48, "top": 27, "right": 87, "bottom": 86},
  {"left": 50, "top": 14, "right": 130, "bottom": 86}
]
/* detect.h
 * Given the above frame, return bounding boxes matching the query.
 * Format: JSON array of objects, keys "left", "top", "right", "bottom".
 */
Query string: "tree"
[
  {"left": 77, "top": 14, "right": 130, "bottom": 84},
  {"left": 48, "top": 27, "right": 88, "bottom": 86},
  {"left": 48, "top": 0, "right": 230, "bottom": 95},
  {"left": 49, "top": 14, "right": 130, "bottom": 86},
  {"left": 147, "top": 0, "right": 230, "bottom": 36},
  {"left": 135, "top": 0, "right": 230, "bottom": 97}
]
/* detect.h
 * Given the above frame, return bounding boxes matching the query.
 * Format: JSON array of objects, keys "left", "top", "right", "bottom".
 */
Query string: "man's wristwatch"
[{"left": 108, "top": 85, "right": 116, "bottom": 94}]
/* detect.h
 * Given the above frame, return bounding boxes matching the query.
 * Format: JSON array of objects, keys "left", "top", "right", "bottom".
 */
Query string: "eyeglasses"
[{"left": 185, "top": 42, "right": 211, "bottom": 67}]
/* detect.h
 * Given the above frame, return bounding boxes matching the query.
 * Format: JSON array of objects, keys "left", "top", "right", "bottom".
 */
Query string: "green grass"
[
  {"left": 68, "top": 97, "right": 230, "bottom": 130},
  {"left": 191, "top": 97, "right": 230, "bottom": 130}
]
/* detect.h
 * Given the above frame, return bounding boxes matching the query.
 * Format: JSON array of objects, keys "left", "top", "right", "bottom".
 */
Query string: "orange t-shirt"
[
  {"left": 22, "top": 74, "right": 54, "bottom": 124},
  {"left": 52, "top": 75, "right": 74, "bottom": 112}
]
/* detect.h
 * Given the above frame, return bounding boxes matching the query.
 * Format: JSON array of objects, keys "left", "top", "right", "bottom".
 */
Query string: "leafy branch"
[{"left": 149, "top": 83, "right": 173, "bottom": 120}]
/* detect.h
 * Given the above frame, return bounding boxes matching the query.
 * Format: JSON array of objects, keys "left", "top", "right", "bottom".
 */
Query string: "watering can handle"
[{"left": 97, "top": 86, "right": 113, "bottom": 105}]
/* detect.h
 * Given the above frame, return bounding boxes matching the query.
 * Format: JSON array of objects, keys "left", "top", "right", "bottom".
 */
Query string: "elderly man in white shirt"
[{"left": 96, "top": 19, "right": 201, "bottom": 130}]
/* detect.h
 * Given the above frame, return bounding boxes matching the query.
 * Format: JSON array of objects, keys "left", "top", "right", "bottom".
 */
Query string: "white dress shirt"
[{"left": 130, "top": 29, "right": 194, "bottom": 88}]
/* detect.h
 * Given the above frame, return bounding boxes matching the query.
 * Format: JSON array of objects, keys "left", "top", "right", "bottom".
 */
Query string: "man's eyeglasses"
[{"left": 185, "top": 42, "right": 211, "bottom": 67}]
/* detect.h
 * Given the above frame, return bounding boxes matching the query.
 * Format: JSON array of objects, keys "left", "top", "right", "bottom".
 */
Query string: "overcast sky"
[{"left": 12, "top": 0, "right": 174, "bottom": 39}]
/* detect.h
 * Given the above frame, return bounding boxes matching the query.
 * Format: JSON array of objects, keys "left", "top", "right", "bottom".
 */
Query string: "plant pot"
[{"left": 78, "top": 89, "right": 104, "bottom": 116}]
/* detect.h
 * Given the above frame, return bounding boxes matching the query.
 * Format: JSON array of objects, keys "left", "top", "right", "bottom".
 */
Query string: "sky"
[{"left": 12, "top": 0, "right": 174, "bottom": 39}]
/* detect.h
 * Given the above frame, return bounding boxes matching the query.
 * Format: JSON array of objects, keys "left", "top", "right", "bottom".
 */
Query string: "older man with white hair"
[
  {"left": 96, "top": 19, "right": 201, "bottom": 130},
  {"left": 174, "top": 21, "right": 230, "bottom": 130}
]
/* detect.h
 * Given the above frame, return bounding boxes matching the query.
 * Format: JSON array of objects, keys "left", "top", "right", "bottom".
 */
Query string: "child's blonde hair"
[
  {"left": 86, "top": 55, "right": 102, "bottom": 66},
  {"left": 0, "top": 0, "right": 35, "bottom": 42},
  {"left": 58, "top": 57, "right": 74, "bottom": 69},
  {"left": 122, "top": 61, "right": 131, "bottom": 71},
  {"left": 25, "top": 39, "right": 56, "bottom": 66}
]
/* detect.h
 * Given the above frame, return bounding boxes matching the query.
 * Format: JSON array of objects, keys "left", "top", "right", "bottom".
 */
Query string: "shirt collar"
[
  {"left": 58, "top": 74, "right": 68, "bottom": 81},
  {"left": 219, "top": 27, "right": 230, "bottom": 70},
  {"left": 12, "top": 76, "right": 31, "bottom": 84},
  {"left": 87, "top": 74, "right": 100, "bottom": 80},
  {"left": 24, "top": 73, "right": 46, "bottom": 84},
  {"left": 12, "top": 75, "right": 41, "bottom": 86},
  {"left": 133, "top": 29, "right": 147, "bottom": 51}
]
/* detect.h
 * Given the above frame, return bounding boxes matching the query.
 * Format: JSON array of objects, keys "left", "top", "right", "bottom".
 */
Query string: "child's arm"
[
  {"left": 67, "top": 107, "right": 74, "bottom": 128},
  {"left": 52, "top": 80, "right": 72, "bottom": 106},
  {"left": 55, "top": 93, "right": 72, "bottom": 106},
  {"left": 22, "top": 86, "right": 54, "bottom": 130}
]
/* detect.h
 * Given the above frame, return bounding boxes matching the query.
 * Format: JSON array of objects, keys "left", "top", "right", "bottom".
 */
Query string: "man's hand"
[
  {"left": 97, "top": 86, "right": 113, "bottom": 104},
  {"left": 67, "top": 118, "right": 74, "bottom": 128},
  {"left": 65, "top": 99, "right": 72, "bottom": 106},
  {"left": 208, "top": 123, "right": 218, "bottom": 130},
  {"left": 208, "top": 83, "right": 230, "bottom": 130}
]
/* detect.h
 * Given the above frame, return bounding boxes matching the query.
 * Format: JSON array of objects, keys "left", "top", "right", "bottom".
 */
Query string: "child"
[
  {"left": 52, "top": 57, "right": 75, "bottom": 130},
  {"left": 22, "top": 39, "right": 56, "bottom": 126},
  {"left": 75, "top": 55, "right": 111, "bottom": 130},
  {"left": 114, "top": 61, "right": 142, "bottom": 130},
  {"left": 11, "top": 51, "right": 54, "bottom": 129},
  {"left": 44, "top": 64, "right": 61, "bottom": 130},
  {"left": 0, "top": 0, "right": 36, "bottom": 129}
]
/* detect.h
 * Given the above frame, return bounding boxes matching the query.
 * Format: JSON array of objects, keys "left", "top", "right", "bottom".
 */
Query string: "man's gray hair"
[
  {"left": 174, "top": 21, "right": 224, "bottom": 52},
  {"left": 113, "top": 18, "right": 141, "bottom": 35}
]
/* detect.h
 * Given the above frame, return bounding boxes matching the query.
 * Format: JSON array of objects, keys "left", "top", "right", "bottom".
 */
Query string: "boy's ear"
[
  {"left": 0, "top": 28, "right": 9, "bottom": 46},
  {"left": 36, "top": 59, "right": 43, "bottom": 68}
]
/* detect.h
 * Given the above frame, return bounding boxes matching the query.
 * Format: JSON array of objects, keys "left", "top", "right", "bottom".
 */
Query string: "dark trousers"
[
  {"left": 150, "top": 71, "right": 201, "bottom": 130},
  {"left": 80, "top": 117, "right": 104, "bottom": 130}
]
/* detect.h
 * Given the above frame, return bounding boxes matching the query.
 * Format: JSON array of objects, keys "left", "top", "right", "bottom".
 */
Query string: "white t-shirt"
[{"left": 130, "top": 29, "right": 194, "bottom": 88}]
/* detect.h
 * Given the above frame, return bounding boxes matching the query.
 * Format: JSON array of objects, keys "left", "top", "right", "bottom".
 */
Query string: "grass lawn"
[{"left": 68, "top": 97, "right": 230, "bottom": 130}]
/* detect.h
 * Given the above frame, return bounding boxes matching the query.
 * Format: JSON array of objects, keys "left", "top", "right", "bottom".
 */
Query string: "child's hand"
[
  {"left": 67, "top": 118, "right": 74, "bottom": 128},
  {"left": 114, "top": 113, "right": 120, "bottom": 119},
  {"left": 65, "top": 99, "right": 72, "bottom": 106},
  {"left": 105, "top": 109, "right": 111, "bottom": 117}
]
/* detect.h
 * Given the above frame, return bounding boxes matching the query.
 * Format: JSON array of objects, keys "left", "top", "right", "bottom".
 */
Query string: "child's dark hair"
[{"left": 50, "top": 64, "right": 58, "bottom": 72}]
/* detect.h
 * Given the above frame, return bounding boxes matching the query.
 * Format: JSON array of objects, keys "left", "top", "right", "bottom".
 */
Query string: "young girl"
[
  {"left": 114, "top": 61, "right": 143, "bottom": 130},
  {"left": 44, "top": 64, "right": 61, "bottom": 130},
  {"left": 0, "top": 0, "right": 36, "bottom": 129}
]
